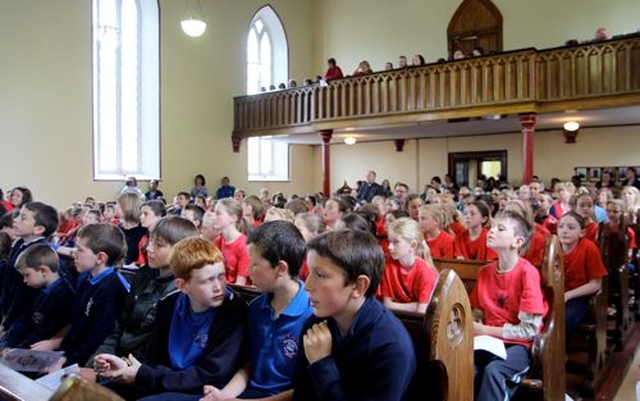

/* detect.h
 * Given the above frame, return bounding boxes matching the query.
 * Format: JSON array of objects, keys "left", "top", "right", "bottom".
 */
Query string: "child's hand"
[
  {"left": 473, "top": 321, "right": 485, "bottom": 335},
  {"left": 30, "top": 338, "right": 62, "bottom": 351},
  {"left": 303, "top": 321, "right": 332, "bottom": 364},
  {"left": 200, "top": 385, "right": 224, "bottom": 401},
  {"left": 94, "top": 353, "right": 140, "bottom": 385}
]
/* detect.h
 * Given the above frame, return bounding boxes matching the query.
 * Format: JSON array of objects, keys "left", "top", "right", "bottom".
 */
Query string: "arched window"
[
  {"left": 246, "top": 6, "right": 288, "bottom": 94},
  {"left": 247, "top": 6, "right": 289, "bottom": 182},
  {"left": 92, "top": 0, "right": 160, "bottom": 180}
]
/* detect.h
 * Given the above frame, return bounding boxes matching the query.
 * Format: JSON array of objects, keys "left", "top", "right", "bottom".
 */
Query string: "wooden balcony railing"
[{"left": 233, "top": 34, "right": 640, "bottom": 137}]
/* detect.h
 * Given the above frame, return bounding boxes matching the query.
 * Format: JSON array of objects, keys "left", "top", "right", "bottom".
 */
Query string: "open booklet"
[
  {"left": 473, "top": 335, "right": 507, "bottom": 359},
  {"left": 0, "top": 348, "right": 64, "bottom": 373},
  {"left": 35, "top": 364, "right": 80, "bottom": 391}
]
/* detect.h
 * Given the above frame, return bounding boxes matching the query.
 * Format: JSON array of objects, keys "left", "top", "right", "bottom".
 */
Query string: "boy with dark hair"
[
  {"left": 89, "top": 216, "right": 200, "bottom": 367},
  {"left": 94, "top": 237, "right": 247, "bottom": 400},
  {"left": 171, "top": 192, "right": 191, "bottom": 216},
  {"left": 182, "top": 203, "right": 205, "bottom": 229},
  {"left": 40, "top": 223, "right": 130, "bottom": 368},
  {"left": 292, "top": 229, "right": 416, "bottom": 401},
  {"left": 1, "top": 202, "right": 59, "bottom": 331},
  {"left": 471, "top": 211, "right": 545, "bottom": 401},
  {"left": 1, "top": 244, "right": 74, "bottom": 348}
]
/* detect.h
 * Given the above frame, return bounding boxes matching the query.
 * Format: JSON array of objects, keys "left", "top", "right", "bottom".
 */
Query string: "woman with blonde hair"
[{"left": 117, "top": 192, "right": 146, "bottom": 265}]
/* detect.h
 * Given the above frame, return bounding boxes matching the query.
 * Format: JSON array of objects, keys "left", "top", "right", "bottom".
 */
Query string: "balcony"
[{"left": 233, "top": 34, "right": 640, "bottom": 138}]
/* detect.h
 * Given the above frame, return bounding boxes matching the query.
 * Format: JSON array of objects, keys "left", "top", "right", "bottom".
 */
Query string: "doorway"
[
  {"left": 447, "top": 0, "right": 503, "bottom": 58},
  {"left": 448, "top": 150, "right": 507, "bottom": 188}
]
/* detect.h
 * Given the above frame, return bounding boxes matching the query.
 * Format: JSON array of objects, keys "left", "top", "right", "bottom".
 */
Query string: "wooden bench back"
[
  {"left": 49, "top": 374, "right": 125, "bottom": 401},
  {"left": 432, "top": 258, "right": 485, "bottom": 293}
]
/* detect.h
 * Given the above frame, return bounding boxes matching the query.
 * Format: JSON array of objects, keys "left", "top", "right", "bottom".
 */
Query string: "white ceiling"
[{"left": 271, "top": 105, "right": 640, "bottom": 144}]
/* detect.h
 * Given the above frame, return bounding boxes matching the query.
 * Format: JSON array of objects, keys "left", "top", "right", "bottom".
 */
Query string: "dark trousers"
[
  {"left": 474, "top": 344, "right": 530, "bottom": 401},
  {"left": 138, "top": 388, "right": 269, "bottom": 401},
  {"left": 565, "top": 296, "right": 590, "bottom": 344}
]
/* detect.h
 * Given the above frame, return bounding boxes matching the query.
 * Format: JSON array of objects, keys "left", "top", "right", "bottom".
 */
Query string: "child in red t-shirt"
[
  {"left": 293, "top": 212, "right": 326, "bottom": 281},
  {"left": 471, "top": 211, "right": 545, "bottom": 401},
  {"left": 213, "top": 198, "right": 250, "bottom": 285},
  {"left": 380, "top": 217, "right": 438, "bottom": 314},
  {"left": 418, "top": 204, "right": 454, "bottom": 259},
  {"left": 557, "top": 212, "right": 608, "bottom": 342},
  {"left": 572, "top": 193, "right": 598, "bottom": 244},
  {"left": 454, "top": 201, "right": 497, "bottom": 261}
]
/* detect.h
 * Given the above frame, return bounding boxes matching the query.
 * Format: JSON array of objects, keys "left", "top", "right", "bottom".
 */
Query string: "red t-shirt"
[
  {"left": 470, "top": 258, "right": 546, "bottom": 347},
  {"left": 136, "top": 234, "right": 149, "bottom": 266},
  {"left": 449, "top": 221, "right": 467, "bottom": 237},
  {"left": 426, "top": 231, "right": 455, "bottom": 259},
  {"left": 453, "top": 228, "right": 498, "bottom": 261},
  {"left": 299, "top": 258, "right": 309, "bottom": 281},
  {"left": 584, "top": 222, "right": 598, "bottom": 244},
  {"left": 523, "top": 230, "right": 546, "bottom": 268},
  {"left": 535, "top": 223, "right": 550, "bottom": 238},
  {"left": 215, "top": 234, "right": 250, "bottom": 283},
  {"left": 380, "top": 257, "right": 438, "bottom": 304},
  {"left": 563, "top": 238, "right": 608, "bottom": 291}
]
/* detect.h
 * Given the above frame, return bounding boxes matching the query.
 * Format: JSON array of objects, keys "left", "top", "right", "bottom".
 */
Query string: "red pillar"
[
  {"left": 319, "top": 130, "right": 333, "bottom": 197},
  {"left": 519, "top": 113, "right": 536, "bottom": 185}
]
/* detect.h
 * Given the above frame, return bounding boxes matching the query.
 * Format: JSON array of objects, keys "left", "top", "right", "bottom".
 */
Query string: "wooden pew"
[
  {"left": 433, "top": 237, "right": 566, "bottom": 401},
  {"left": 230, "top": 272, "right": 475, "bottom": 401},
  {"left": 0, "top": 362, "right": 54, "bottom": 401}
]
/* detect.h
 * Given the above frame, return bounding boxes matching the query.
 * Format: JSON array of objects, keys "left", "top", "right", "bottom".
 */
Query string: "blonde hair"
[
  {"left": 389, "top": 217, "right": 433, "bottom": 265},
  {"left": 117, "top": 192, "right": 144, "bottom": 224},
  {"left": 264, "top": 207, "right": 294, "bottom": 223},
  {"left": 294, "top": 212, "right": 326, "bottom": 236},
  {"left": 419, "top": 204, "right": 447, "bottom": 230},
  {"left": 217, "top": 198, "right": 243, "bottom": 229}
]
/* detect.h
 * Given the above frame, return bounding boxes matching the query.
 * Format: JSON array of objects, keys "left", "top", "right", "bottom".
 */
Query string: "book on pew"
[
  {"left": 0, "top": 348, "right": 64, "bottom": 372},
  {"left": 473, "top": 335, "right": 507, "bottom": 359},
  {"left": 35, "top": 363, "right": 80, "bottom": 391}
]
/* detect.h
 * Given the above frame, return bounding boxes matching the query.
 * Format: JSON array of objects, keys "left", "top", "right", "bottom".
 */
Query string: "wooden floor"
[{"left": 567, "top": 322, "right": 640, "bottom": 401}]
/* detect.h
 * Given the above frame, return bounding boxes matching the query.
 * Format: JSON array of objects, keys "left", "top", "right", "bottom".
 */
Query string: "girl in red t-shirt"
[
  {"left": 557, "top": 212, "right": 608, "bottom": 342},
  {"left": 418, "top": 204, "right": 454, "bottom": 259},
  {"left": 571, "top": 193, "right": 598, "bottom": 244},
  {"left": 380, "top": 217, "right": 438, "bottom": 314},
  {"left": 454, "top": 201, "right": 497, "bottom": 261},
  {"left": 214, "top": 198, "right": 250, "bottom": 285}
]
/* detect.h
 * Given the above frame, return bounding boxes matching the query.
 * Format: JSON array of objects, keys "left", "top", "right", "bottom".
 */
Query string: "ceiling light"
[
  {"left": 344, "top": 137, "right": 357, "bottom": 145},
  {"left": 563, "top": 121, "right": 580, "bottom": 132},
  {"left": 181, "top": 0, "right": 207, "bottom": 37}
]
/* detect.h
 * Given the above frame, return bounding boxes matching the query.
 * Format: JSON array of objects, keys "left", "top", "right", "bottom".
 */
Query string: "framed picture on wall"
[
  {"left": 589, "top": 167, "right": 601, "bottom": 182},
  {"left": 575, "top": 167, "right": 587, "bottom": 180}
]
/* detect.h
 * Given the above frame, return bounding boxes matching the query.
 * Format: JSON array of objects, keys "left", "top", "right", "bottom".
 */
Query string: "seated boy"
[
  {"left": 292, "top": 229, "right": 416, "bottom": 401},
  {"left": 94, "top": 237, "right": 248, "bottom": 400},
  {"left": 88, "top": 216, "right": 200, "bottom": 367},
  {"left": 144, "top": 220, "right": 313, "bottom": 401},
  {"left": 0, "top": 244, "right": 74, "bottom": 348},
  {"left": 471, "top": 211, "right": 545, "bottom": 401},
  {"left": 38, "top": 223, "right": 131, "bottom": 367}
]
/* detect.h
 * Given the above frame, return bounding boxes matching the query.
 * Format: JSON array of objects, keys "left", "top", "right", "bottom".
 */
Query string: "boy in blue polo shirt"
[
  {"left": 293, "top": 229, "right": 416, "bottom": 401},
  {"left": 138, "top": 220, "right": 313, "bottom": 401},
  {"left": 1, "top": 244, "right": 74, "bottom": 348}
]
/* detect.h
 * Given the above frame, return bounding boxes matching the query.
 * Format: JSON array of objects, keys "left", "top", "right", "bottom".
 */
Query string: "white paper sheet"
[{"left": 473, "top": 335, "right": 507, "bottom": 359}]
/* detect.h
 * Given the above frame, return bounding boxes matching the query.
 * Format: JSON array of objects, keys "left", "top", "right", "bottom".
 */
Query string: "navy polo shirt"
[{"left": 247, "top": 281, "right": 313, "bottom": 396}]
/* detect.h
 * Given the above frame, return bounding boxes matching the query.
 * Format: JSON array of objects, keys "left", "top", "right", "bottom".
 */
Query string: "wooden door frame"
[{"left": 448, "top": 150, "right": 508, "bottom": 186}]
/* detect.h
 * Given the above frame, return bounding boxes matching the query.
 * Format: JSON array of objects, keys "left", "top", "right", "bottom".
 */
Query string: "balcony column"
[
  {"left": 519, "top": 113, "right": 536, "bottom": 184},
  {"left": 319, "top": 130, "right": 333, "bottom": 196}
]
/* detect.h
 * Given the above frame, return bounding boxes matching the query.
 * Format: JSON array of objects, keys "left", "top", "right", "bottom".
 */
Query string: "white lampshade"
[
  {"left": 344, "top": 137, "right": 357, "bottom": 145},
  {"left": 181, "top": 19, "right": 206, "bottom": 37},
  {"left": 563, "top": 121, "right": 580, "bottom": 132}
]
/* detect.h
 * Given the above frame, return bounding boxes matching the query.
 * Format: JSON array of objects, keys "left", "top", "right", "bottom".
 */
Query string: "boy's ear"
[
  {"left": 95, "top": 251, "right": 110, "bottom": 266},
  {"left": 350, "top": 274, "right": 371, "bottom": 298},
  {"left": 38, "top": 265, "right": 49, "bottom": 275},
  {"left": 175, "top": 278, "right": 188, "bottom": 293},
  {"left": 33, "top": 224, "right": 46, "bottom": 237},
  {"left": 275, "top": 260, "right": 289, "bottom": 277}
]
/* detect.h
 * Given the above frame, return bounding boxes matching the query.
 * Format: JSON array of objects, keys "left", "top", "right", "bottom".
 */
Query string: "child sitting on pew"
[
  {"left": 0, "top": 244, "right": 74, "bottom": 349},
  {"left": 454, "top": 200, "right": 497, "bottom": 261},
  {"left": 94, "top": 237, "right": 247, "bottom": 400},
  {"left": 471, "top": 211, "right": 546, "bottom": 401},
  {"left": 557, "top": 212, "right": 608, "bottom": 342},
  {"left": 380, "top": 217, "right": 438, "bottom": 313},
  {"left": 418, "top": 204, "right": 455, "bottom": 258},
  {"left": 292, "top": 229, "right": 416, "bottom": 401},
  {"left": 571, "top": 193, "right": 599, "bottom": 243}
]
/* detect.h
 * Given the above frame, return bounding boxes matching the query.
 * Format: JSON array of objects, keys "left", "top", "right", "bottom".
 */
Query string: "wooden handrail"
[{"left": 233, "top": 34, "right": 640, "bottom": 138}]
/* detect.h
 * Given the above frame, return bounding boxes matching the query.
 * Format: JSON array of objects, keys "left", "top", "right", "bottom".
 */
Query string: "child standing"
[
  {"left": 419, "top": 204, "right": 455, "bottom": 258},
  {"left": 454, "top": 201, "right": 497, "bottom": 261},
  {"left": 1, "top": 244, "right": 74, "bottom": 348},
  {"left": 292, "top": 229, "right": 416, "bottom": 401},
  {"left": 94, "top": 237, "right": 247, "bottom": 399},
  {"left": 214, "top": 199, "right": 250, "bottom": 285},
  {"left": 380, "top": 217, "right": 438, "bottom": 313},
  {"left": 557, "top": 212, "right": 607, "bottom": 342},
  {"left": 471, "top": 211, "right": 546, "bottom": 401}
]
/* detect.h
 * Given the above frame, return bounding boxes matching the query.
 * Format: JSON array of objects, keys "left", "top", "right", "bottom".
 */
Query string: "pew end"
[{"left": 49, "top": 374, "right": 125, "bottom": 401}]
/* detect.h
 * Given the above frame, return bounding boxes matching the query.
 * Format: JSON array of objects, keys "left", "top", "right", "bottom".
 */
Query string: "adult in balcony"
[
  {"left": 398, "top": 55, "right": 408, "bottom": 68},
  {"left": 323, "top": 57, "right": 343, "bottom": 81},
  {"left": 452, "top": 49, "right": 466, "bottom": 60},
  {"left": 594, "top": 26, "right": 609, "bottom": 41},
  {"left": 352, "top": 60, "right": 373, "bottom": 76},
  {"left": 412, "top": 54, "right": 425, "bottom": 66},
  {"left": 357, "top": 170, "right": 385, "bottom": 204}
]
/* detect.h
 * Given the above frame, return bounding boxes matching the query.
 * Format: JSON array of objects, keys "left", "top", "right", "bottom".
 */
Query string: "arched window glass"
[
  {"left": 246, "top": 6, "right": 289, "bottom": 182},
  {"left": 92, "top": 0, "right": 159, "bottom": 180}
]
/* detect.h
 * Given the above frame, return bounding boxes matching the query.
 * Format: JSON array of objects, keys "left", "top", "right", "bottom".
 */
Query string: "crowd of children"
[{"left": 0, "top": 174, "right": 638, "bottom": 400}]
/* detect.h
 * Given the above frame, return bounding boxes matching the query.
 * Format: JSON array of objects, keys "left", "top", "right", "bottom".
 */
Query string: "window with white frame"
[
  {"left": 246, "top": 6, "right": 289, "bottom": 181},
  {"left": 92, "top": 0, "right": 160, "bottom": 180}
]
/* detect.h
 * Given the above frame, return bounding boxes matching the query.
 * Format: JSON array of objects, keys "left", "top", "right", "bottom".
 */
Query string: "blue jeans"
[
  {"left": 565, "top": 296, "right": 589, "bottom": 344},
  {"left": 474, "top": 344, "right": 530, "bottom": 401}
]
